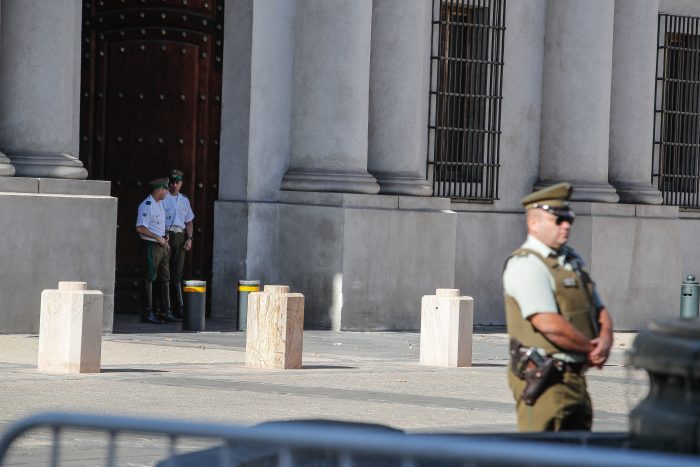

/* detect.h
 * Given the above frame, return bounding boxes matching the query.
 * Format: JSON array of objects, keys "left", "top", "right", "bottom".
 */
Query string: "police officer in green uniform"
[
  {"left": 503, "top": 182, "right": 613, "bottom": 431},
  {"left": 135, "top": 178, "right": 181, "bottom": 324},
  {"left": 164, "top": 169, "right": 194, "bottom": 319}
]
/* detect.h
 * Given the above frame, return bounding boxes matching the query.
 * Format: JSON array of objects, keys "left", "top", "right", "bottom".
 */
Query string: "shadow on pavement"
[{"left": 112, "top": 312, "right": 238, "bottom": 334}]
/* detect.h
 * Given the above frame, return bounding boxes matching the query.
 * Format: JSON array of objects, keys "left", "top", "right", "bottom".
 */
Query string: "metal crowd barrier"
[{"left": 0, "top": 412, "right": 698, "bottom": 467}]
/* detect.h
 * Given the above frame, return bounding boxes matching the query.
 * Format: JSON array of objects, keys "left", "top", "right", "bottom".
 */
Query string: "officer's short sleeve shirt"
[
  {"left": 164, "top": 192, "right": 195, "bottom": 229},
  {"left": 503, "top": 236, "right": 559, "bottom": 319},
  {"left": 136, "top": 195, "right": 166, "bottom": 237}
]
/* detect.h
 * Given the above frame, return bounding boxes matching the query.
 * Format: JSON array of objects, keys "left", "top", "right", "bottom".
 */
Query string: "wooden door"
[{"left": 80, "top": 0, "right": 224, "bottom": 312}]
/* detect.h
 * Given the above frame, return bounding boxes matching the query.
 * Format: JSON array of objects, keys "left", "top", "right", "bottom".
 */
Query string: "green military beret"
[
  {"left": 169, "top": 168, "right": 184, "bottom": 182},
  {"left": 521, "top": 182, "right": 574, "bottom": 216},
  {"left": 149, "top": 177, "right": 169, "bottom": 190}
]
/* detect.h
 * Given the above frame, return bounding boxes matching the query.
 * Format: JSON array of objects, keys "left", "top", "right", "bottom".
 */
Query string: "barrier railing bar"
[{"left": 1, "top": 412, "right": 699, "bottom": 467}]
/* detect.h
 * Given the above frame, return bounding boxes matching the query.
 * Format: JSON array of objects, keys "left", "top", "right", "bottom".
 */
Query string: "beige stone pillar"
[
  {"left": 245, "top": 285, "right": 304, "bottom": 369},
  {"left": 0, "top": 0, "right": 87, "bottom": 179},
  {"left": 38, "top": 282, "right": 103, "bottom": 374},
  {"left": 420, "top": 288, "right": 473, "bottom": 367}
]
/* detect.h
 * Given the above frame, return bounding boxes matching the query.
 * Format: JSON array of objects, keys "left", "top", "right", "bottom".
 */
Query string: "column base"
[
  {"left": 373, "top": 172, "right": 432, "bottom": 196},
  {"left": 611, "top": 181, "right": 662, "bottom": 205},
  {"left": 7, "top": 151, "right": 87, "bottom": 179},
  {"left": 281, "top": 170, "right": 380, "bottom": 195},
  {"left": 0, "top": 151, "right": 15, "bottom": 176},
  {"left": 534, "top": 179, "right": 619, "bottom": 203}
]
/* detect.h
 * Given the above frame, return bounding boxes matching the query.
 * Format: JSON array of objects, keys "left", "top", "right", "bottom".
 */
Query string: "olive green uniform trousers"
[
  {"left": 167, "top": 231, "right": 186, "bottom": 282},
  {"left": 143, "top": 241, "right": 170, "bottom": 282},
  {"left": 507, "top": 369, "right": 592, "bottom": 432}
]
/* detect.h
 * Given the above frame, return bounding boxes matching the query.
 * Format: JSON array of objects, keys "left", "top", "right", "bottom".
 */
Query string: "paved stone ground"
[{"left": 0, "top": 314, "right": 648, "bottom": 466}]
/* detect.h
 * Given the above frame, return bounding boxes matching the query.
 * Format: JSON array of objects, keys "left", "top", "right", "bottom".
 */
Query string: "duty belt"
[
  {"left": 523, "top": 359, "right": 587, "bottom": 375},
  {"left": 167, "top": 226, "right": 184, "bottom": 233}
]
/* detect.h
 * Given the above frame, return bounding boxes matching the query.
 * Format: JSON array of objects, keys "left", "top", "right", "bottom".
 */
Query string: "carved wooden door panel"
[{"left": 80, "top": 0, "right": 223, "bottom": 313}]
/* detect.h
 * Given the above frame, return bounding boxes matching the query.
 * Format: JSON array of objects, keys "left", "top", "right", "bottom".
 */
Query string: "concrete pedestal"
[
  {"left": 212, "top": 193, "right": 456, "bottom": 330},
  {"left": 419, "top": 288, "right": 473, "bottom": 367},
  {"left": 245, "top": 285, "right": 304, "bottom": 369},
  {"left": 38, "top": 281, "right": 103, "bottom": 373}
]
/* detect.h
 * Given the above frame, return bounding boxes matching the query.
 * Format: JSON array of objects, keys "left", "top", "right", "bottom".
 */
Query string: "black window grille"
[
  {"left": 427, "top": 0, "right": 505, "bottom": 201},
  {"left": 653, "top": 14, "right": 700, "bottom": 207}
]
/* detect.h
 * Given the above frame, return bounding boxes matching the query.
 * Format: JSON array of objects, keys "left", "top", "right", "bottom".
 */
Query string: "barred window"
[
  {"left": 427, "top": 0, "right": 505, "bottom": 201},
  {"left": 653, "top": 14, "right": 700, "bottom": 207}
]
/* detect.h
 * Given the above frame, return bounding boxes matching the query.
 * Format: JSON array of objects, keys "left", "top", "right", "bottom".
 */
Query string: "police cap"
[
  {"left": 149, "top": 178, "right": 169, "bottom": 190},
  {"left": 169, "top": 169, "right": 184, "bottom": 182},
  {"left": 521, "top": 182, "right": 574, "bottom": 218}
]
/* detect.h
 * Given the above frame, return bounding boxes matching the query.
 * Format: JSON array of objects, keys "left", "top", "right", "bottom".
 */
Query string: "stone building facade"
[
  {"left": 2, "top": 0, "right": 700, "bottom": 333},
  {"left": 212, "top": 0, "right": 700, "bottom": 331}
]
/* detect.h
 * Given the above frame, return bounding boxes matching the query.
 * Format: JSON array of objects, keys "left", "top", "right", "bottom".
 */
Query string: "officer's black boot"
[
  {"left": 154, "top": 281, "right": 163, "bottom": 320},
  {"left": 160, "top": 280, "right": 182, "bottom": 323},
  {"left": 142, "top": 281, "right": 164, "bottom": 324},
  {"left": 171, "top": 280, "right": 184, "bottom": 319}
]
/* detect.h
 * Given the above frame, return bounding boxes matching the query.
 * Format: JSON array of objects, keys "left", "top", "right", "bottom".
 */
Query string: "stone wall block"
[
  {"left": 245, "top": 286, "right": 304, "bottom": 369},
  {"left": 38, "top": 282, "right": 103, "bottom": 373},
  {"left": 419, "top": 288, "right": 473, "bottom": 367}
]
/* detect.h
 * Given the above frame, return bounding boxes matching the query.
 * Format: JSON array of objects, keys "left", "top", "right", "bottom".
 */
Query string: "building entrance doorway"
[{"left": 79, "top": 0, "right": 224, "bottom": 313}]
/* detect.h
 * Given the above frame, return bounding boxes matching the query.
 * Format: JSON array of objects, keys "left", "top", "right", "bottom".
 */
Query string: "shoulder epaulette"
[{"left": 145, "top": 200, "right": 151, "bottom": 205}]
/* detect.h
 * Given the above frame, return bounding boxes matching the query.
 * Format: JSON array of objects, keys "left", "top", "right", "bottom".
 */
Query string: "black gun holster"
[{"left": 509, "top": 338, "right": 562, "bottom": 406}]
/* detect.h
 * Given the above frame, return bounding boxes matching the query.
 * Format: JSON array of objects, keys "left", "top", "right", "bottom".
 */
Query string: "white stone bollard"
[
  {"left": 245, "top": 285, "right": 304, "bottom": 369},
  {"left": 38, "top": 281, "right": 103, "bottom": 373},
  {"left": 419, "top": 288, "right": 473, "bottom": 367}
]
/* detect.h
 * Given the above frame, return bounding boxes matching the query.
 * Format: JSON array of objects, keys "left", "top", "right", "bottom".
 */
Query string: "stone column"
[
  {"left": 538, "top": 0, "right": 618, "bottom": 202},
  {"left": 367, "top": 0, "right": 432, "bottom": 196},
  {"left": 0, "top": 2, "right": 13, "bottom": 177},
  {"left": 0, "top": 153, "right": 14, "bottom": 176},
  {"left": 0, "top": 0, "right": 87, "bottom": 179},
  {"left": 281, "top": 0, "right": 379, "bottom": 194},
  {"left": 609, "top": 0, "right": 662, "bottom": 204}
]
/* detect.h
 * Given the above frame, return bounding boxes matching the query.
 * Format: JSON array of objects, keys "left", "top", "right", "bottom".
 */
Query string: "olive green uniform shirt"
[{"left": 503, "top": 236, "right": 604, "bottom": 362}]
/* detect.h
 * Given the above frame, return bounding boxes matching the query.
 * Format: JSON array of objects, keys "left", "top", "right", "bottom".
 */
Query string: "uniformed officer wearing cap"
[
  {"left": 135, "top": 178, "right": 181, "bottom": 324},
  {"left": 163, "top": 169, "right": 195, "bottom": 319},
  {"left": 503, "top": 182, "right": 613, "bottom": 431}
]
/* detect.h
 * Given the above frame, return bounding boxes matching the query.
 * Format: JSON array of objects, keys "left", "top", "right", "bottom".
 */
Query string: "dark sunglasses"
[
  {"left": 555, "top": 215, "right": 575, "bottom": 225},
  {"left": 531, "top": 204, "right": 576, "bottom": 225}
]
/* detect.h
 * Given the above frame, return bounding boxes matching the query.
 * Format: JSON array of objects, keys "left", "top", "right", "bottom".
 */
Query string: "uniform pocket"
[{"left": 563, "top": 308, "right": 595, "bottom": 338}]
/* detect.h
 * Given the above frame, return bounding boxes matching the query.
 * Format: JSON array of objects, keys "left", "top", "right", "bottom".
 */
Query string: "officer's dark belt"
[{"left": 522, "top": 359, "right": 586, "bottom": 375}]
